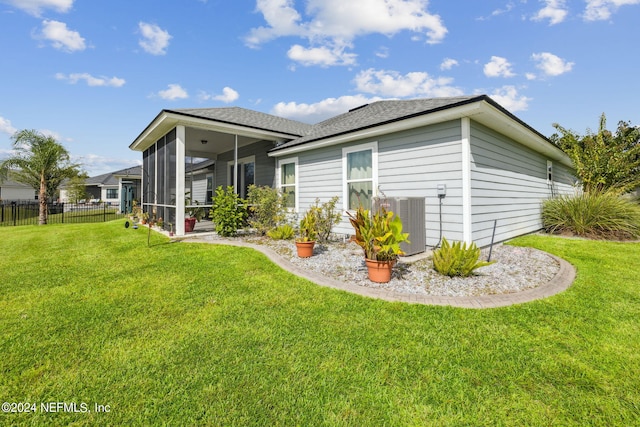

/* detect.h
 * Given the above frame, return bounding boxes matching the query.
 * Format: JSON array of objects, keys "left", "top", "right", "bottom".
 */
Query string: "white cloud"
[
  {"left": 287, "top": 44, "right": 357, "bottom": 67},
  {"left": 38, "top": 129, "right": 62, "bottom": 140},
  {"left": 532, "top": 0, "right": 568, "bottom": 25},
  {"left": 138, "top": 22, "right": 171, "bottom": 55},
  {"left": 271, "top": 94, "right": 383, "bottom": 123},
  {"left": 55, "top": 72, "right": 125, "bottom": 87},
  {"left": 489, "top": 86, "right": 531, "bottom": 112},
  {"left": 354, "top": 68, "right": 463, "bottom": 98},
  {"left": 73, "top": 154, "right": 141, "bottom": 177},
  {"left": 199, "top": 86, "right": 239, "bottom": 103},
  {"left": 2, "top": 0, "right": 73, "bottom": 16},
  {"left": 157, "top": 84, "right": 188, "bottom": 100},
  {"left": 477, "top": 2, "right": 515, "bottom": 20},
  {"left": 525, "top": 72, "right": 537, "bottom": 80},
  {"left": 39, "top": 19, "right": 85, "bottom": 52},
  {"left": 375, "top": 46, "right": 390, "bottom": 59},
  {"left": 584, "top": 0, "right": 640, "bottom": 21},
  {"left": 483, "top": 56, "right": 516, "bottom": 78},
  {"left": 0, "top": 116, "right": 18, "bottom": 136},
  {"left": 440, "top": 58, "right": 459, "bottom": 70},
  {"left": 246, "top": 0, "right": 447, "bottom": 66},
  {"left": 531, "top": 52, "right": 574, "bottom": 76}
]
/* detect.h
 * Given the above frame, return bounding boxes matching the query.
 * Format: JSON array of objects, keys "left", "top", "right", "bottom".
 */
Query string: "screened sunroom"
[{"left": 129, "top": 108, "right": 311, "bottom": 236}]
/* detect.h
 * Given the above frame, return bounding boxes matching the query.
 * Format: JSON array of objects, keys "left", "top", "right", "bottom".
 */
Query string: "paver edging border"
[{"left": 184, "top": 237, "right": 576, "bottom": 309}]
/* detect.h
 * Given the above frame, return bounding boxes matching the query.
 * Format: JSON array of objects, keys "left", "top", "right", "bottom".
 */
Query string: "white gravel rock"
[{"left": 209, "top": 235, "right": 559, "bottom": 297}]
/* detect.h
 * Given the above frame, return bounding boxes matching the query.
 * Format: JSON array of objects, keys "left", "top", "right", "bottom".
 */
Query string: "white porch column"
[
  {"left": 176, "top": 125, "right": 186, "bottom": 236},
  {"left": 233, "top": 134, "right": 238, "bottom": 194},
  {"left": 461, "top": 117, "right": 472, "bottom": 244}
]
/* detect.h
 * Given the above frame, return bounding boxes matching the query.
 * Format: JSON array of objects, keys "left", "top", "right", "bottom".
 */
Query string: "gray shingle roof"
[
  {"left": 169, "top": 107, "right": 314, "bottom": 137},
  {"left": 85, "top": 166, "right": 141, "bottom": 187},
  {"left": 271, "top": 96, "right": 481, "bottom": 152}
]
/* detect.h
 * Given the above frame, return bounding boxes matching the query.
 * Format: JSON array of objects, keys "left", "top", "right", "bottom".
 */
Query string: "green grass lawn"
[{"left": 1, "top": 221, "right": 639, "bottom": 426}]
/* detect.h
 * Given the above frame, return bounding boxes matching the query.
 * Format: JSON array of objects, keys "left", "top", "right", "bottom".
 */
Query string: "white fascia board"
[
  {"left": 268, "top": 103, "right": 484, "bottom": 158},
  {"left": 130, "top": 111, "right": 298, "bottom": 152},
  {"left": 129, "top": 114, "right": 177, "bottom": 151}
]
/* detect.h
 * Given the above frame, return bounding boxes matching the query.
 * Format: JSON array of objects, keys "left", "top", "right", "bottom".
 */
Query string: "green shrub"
[
  {"left": 246, "top": 185, "right": 287, "bottom": 235},
  {"left": 267, "top": 224, "right": 295, "bottom": 240},
  {"left": 542, "top": 190, "right": 640, "bottom": 240},
  {"left": 209, "top": 186, "right": 248, "bottom": 237},
  {"left": 432, "top": 237, "right": 494, "bottom": 277},
  {"left": 310, "top": 196, "right": 342, "bottom": 242}
]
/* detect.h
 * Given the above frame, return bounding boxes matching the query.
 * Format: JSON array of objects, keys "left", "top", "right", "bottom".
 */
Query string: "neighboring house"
[
  {"left": 0, "top": 178, "right": 37, "bottom": 201},
  {"left": 60, "top": 166, "right": 142, "bottom": 213},
  {"left": 129, "top": 95, "right": 575, "bottom": 247}
]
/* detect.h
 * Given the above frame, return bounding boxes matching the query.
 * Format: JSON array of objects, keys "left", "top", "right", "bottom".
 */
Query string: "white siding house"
[
  {"left": 0, "top": 178, "right": 36, "bottom": 201},
  {"left": 130, "top": 95, "right": 575, "bottom": 245}
]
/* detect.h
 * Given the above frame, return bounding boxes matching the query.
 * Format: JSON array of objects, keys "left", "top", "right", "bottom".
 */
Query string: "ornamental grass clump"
[
  {"left": 267, "top": 224, "right": 295, "bottom": 240},
  {"left": 432, "top": 237, "right": 494, "bottom": 277},
  {"left": 542, "top": 190, "right": 640, "bottom": 240}
]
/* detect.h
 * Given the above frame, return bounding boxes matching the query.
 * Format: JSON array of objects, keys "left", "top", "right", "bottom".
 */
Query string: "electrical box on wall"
[{"left": 437, "top": 183, "right": 446, "bottom": 198}]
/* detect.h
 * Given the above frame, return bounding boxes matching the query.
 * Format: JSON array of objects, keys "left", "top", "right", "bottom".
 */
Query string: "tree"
[
  {"left": 550, "top": 114, "right": 640, "bottom": 194},
  {"left": 66, "top": 172, "right": 89, "bottom": 203},
  {"left": 0, "top": 129, "right": 81, "bottom": 224}
]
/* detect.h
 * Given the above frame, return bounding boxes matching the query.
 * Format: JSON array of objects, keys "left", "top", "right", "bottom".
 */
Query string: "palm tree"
[{"left": 0, "top": 129, "right": 81, "bottom": 224}]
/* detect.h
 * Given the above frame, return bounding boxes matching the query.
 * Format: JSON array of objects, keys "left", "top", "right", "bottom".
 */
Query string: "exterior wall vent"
[{"left": 374, "top": 197, "right": 426, "bottom": 256}]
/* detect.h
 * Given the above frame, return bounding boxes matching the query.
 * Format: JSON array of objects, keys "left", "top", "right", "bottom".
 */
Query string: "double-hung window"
[
  {"left": 278, "top": 158, "right": 297, "bottom": 210},
  {"left": 343, "top": 142, "right": 377, "bottom": 210}
]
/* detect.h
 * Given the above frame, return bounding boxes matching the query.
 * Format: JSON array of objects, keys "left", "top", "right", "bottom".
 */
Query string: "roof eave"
[
  {"left": 130, "top": 110, "right": 302, "bottom": 152},
  {"left": 269, "top": 96, "right": 573, "bottom": 168}
]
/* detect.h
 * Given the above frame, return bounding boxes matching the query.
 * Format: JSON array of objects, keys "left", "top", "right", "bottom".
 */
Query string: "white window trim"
[
  {"left": 342, "top": 141, "right": 378, "bottom": 211},
  {"left": 277, "top": 157, "right": 298, "bottom": 212},
  {"left": 227, "top": 155, "right": 255, "bottom": 197}
]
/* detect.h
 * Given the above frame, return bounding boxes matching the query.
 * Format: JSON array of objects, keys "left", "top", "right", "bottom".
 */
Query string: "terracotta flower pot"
[
  {"left": 295, "top": 240, "right": 315, "bottom": 258},
  {"left": 185, "top": 217, "right": 196, "bottom": 232},
  {"left": 365, "top": 259, "right": 395, "bottom": 283}
]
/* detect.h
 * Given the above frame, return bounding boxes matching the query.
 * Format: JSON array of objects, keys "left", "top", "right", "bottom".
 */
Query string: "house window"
[
  {"left": 343, "top": 142, "right": 378, "bottom": 210},
  {"left": 206, "top": 173, "right": 214, "bottom": 204},
  {"left": 227, "top": 156, "right": 255, "bottom": 199},
  {"left": 278, "top": 158, "right": 297, "bottom": 210},
  {"left": 106, "top": 188, "right": 118, "bottom": 199}
]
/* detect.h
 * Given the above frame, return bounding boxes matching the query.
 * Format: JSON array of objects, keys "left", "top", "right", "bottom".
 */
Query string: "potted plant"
[
  {"left": 347, "top": 205, "right": 410, "bottom": 283},
  {"left": 185, "top": 192, "right": 205, "bottom": 233},
  {"left": 295, "top": 208, "right": 318, "bottom": 257}
]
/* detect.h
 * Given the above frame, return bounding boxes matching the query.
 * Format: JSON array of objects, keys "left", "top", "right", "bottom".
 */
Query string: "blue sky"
[{"left": 0, "top": 0, "right": 638, "bottom": 176}]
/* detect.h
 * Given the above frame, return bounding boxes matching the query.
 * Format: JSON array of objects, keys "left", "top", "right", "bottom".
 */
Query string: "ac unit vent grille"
[{"left": 374, "top": 197, "right": 426, "bottom": 256}]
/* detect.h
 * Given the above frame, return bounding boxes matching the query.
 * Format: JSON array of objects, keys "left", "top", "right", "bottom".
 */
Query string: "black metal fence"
[{"left": 0, "top": 201, "right": 125, "bottom": 226}]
